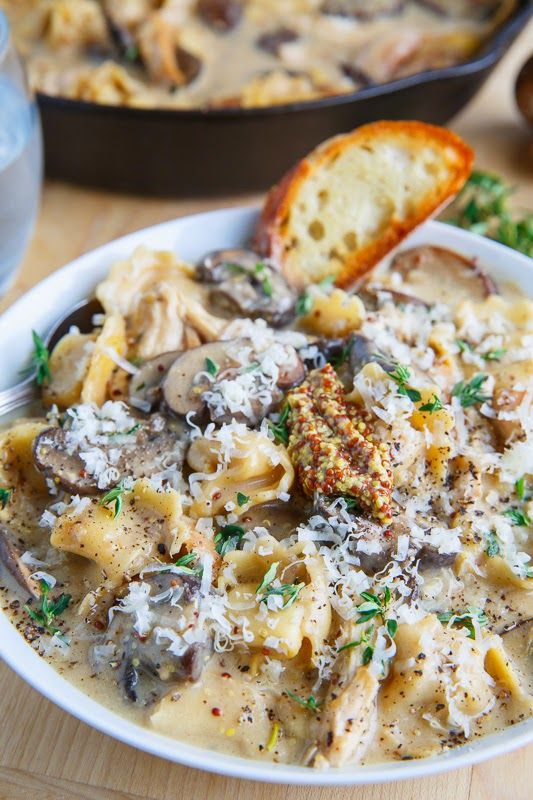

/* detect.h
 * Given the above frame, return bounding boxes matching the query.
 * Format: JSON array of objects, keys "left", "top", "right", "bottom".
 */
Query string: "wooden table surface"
[{"left": 1, "top": 20, "right": 532, "bottom": 800}]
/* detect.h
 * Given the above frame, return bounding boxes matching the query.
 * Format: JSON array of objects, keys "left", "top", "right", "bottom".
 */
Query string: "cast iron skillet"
[{"left": 38, "top": 0, "right": 532, "bottom": 197}]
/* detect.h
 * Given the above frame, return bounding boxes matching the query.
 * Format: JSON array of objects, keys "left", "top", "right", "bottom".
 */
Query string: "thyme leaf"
[
  {"left": 285, "top": 690, "right": 322, "bottom": 712},
  {"left": 0, "top": 487, "right": 12, "bottom": 509},
  {"left": 31, "top": 330, "right": 51, "bottom": 386},
  {"left": 214, "top": 523, "right": 245, "bottom": 556},
  {"left": 419, "top": 394, "right": 443, "bottom": 413},
  {"left": 268, "top": 405, "right": 290, "bottom": 445},
  {"left": 451, "top": 374, "right": 490, "bottom": 408},
  {"left": 24, "top": 579, "right": 71, "bottom": 636}
]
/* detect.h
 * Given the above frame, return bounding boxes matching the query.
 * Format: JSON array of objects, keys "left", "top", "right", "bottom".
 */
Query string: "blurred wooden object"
[{"left": 0, "top": 17, "right": 532, "bottom": 800}]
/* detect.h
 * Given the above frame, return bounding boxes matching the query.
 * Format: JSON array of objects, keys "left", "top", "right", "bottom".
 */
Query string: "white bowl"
[{"left": 0, "top": 209, "right": 532, "bottom": 785}]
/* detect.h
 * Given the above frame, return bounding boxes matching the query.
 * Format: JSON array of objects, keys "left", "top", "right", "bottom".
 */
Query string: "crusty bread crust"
[{"left": 254, "top": 121, "right": 474, "bottom": 289}]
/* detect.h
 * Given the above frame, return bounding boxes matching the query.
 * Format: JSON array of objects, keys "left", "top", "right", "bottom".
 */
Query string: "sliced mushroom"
[
  {"left": 197, "top": 0, "right": 243, "bottom": 31},
  {"left": 162, "top": 338, "right": 305, "bottom": 423},
  {"left": 197, "top": 248, "right": 296, "bottom": 328},
  {"left": 162, "top": 341, "right": 238, "bottom": 418},
  {"left": 0, "top": 524, "right": 39, "bottom": 598},
  {"left": 256, "top": 28, "right": 298, "bottom": 56},
  {"left": 94, "top": 572, "right": 212, "bottom": 704},
  {"left": 33, "top": 414, "right": 185, "bottom": 496},
  {"left": 357, "top": 284, "right": 431, "bottom": 310},
  {"left": 391, "top": 245, "right": 498, "bottom": 305},
  {"left": 129, "top": 351, "right": 181, "bottom": 412},
  {"left": 322, "top": 0, "right": 405, "bottom": 19},
  {"left": 340, "top": 63, "right": 372, "bottom": 88},
  {"left": 348, "top": 334, "right": 394, "bottom": 375}
]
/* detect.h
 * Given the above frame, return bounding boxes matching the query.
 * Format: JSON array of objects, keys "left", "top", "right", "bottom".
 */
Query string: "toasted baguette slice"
[{"left": 254, "top": 121, "right": 474, "bottom": 289}]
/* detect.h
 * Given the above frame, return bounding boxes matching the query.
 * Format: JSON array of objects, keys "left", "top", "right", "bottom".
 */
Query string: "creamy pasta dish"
[
  {"left": 2, "top": 0, "right": 516, "bottom": 109},
  {"left": 0, "top": 241, "right": 532, "bottom": 769}
]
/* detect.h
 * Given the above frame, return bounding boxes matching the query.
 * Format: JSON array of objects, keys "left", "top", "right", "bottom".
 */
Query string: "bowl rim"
[
  {"left": 0, "top": 210, "right": 532, "bottom": 786},
  {"left": 35, "top": 1, "right": 532, "bottom": 121}
]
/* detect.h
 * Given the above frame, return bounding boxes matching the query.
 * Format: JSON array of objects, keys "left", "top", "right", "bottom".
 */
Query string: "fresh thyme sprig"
[
  {"left": 437, "top": 607, "right": 488, "bottom": 640},
  {"left": 485, "top": 530, "right": 500, "bottom": 558},
  {"left": 337, "top": 623, "right": 375, "bottom": 654},
  {"left": 505, "top": 507, "right": 531, "bottom": 527},
  {"left": 419, "top": 394, "right": 443, "bottom": 414},
  {"left": 100, "top": 479, "right": 132, "bottom": 518},
  {"left": 205, "top": 357, "right": 218, "bottom": 377},
  {"left": 24, "top": 579, "right": 71, "bottom": 636},
  {"left": 255, "top": 262, "right": 273, "bottom": 297},
  {"left": 31, "top": 330, "right": 51, "bottom": 386},
  {"left": 214, "top": 523, "right": 245, "bottom": 556},
  {"left": 174, "top": 551, "right": 203, "bottom": 576},
  {"left": 388, "top": 364, "right": 422, "bottom": 402},
  {"left": 451, "top": 374, "right": 490, "bottom": 408},
  {"left": 256, "top": 562, "right": 304, "bottom": 608},
  {"left": 441, "top": 170, "right": 533, "bottom": 258},
  {"left": 236, "top": 492, "right": 250, "bottom": 507},
  {"left": 268, "top": 405, "right": 290, "bottom": 445},
  {"left": 285, "top": 690, "right": 322, "bottom": 712}
]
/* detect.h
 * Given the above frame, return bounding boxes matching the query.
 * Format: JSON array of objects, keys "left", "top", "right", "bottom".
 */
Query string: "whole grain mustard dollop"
[{"left": 286, "top": 364, "right": 392, "bottom": 523}]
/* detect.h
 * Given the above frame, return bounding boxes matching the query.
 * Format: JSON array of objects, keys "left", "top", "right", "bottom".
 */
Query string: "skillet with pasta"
[
  {"left": 0, "top": 240, "right": 532, "bottom": 768},
  {"left": 1, "top": 0, "right": 517, "bottom": 109}
]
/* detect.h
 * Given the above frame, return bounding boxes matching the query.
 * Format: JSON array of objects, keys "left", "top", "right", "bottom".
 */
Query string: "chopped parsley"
[
  {"left": 504, "top": 507, "right": 531, "bottom": 527},
  {"left": 100, "top": 479, "right": 131, "bottom": 518},
  {"left": 31, "top": 330, "right": 51, "bottom": 386},
  {"left": 214, "top": 523, "right": 245, "bottom": 556},
  {"left": 437, "top": 607, "right": 488, "bottom": 640},
  {"left": 419, "top": 394, "right": 443, "bottom": 414},
  {"left": 451, "top": 374, "right": 490, "bottom": 408},
  {"left": 485, "top": 530, "right": 500, "bottom": 558},
  {"left": 205, "top": 357, "right": 218, "bottom": 377},
  {"left": 268, "top": 405, "right": 290, "bottom": 445},
  {"left": 389, "top": 364, "right": 421, "bottom": 402},
  {"left": 285, "top": 690, "right": 322, "bottom": 712},
  {"left": 0, "top": 487, "right": 12, "bottom": 509},
  {"left": 236, "top": 492, "right": 250, "bottom": 507},
  {"left": 24, "top": 579, "right": 71, "bottom": 636},
  {"left": 174, "top": 551, "right": 203, "bottom": 576}
]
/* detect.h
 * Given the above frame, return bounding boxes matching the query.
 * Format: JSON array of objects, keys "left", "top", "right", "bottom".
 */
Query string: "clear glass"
[{"left": 0, "top": 12, "right": 42, "bottom": 294}]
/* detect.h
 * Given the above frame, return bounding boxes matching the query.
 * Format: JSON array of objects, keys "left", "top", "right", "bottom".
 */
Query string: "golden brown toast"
[{"left": 254, "top": 121, "right": 474, "bottom": 289}]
